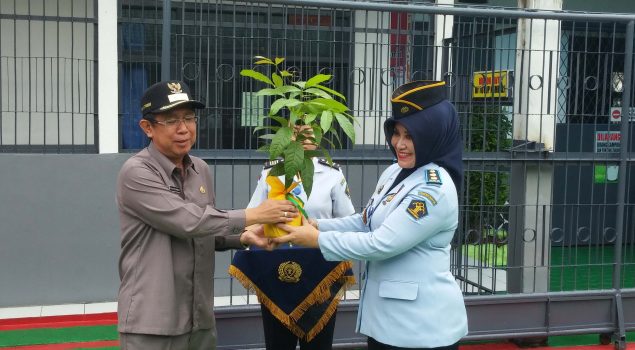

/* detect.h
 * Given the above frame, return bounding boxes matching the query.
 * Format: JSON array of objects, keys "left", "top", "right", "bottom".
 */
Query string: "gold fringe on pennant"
[
  {"left": 304, "top": 282, "right": 349, "bottom": 341},
  {"left": 289, "top": 261, "right": 355, "bottom": 320},
  {"left": 228, "top": 261, "right": 356, "bottom": 342},
  {"left": 228, "top": 265, "right": 293, "bottom": 326}
]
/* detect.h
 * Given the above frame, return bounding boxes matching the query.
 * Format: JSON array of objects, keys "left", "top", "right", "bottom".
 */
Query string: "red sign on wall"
[{"left": 390, "top": 12, "right": 409, "bottom": 68}]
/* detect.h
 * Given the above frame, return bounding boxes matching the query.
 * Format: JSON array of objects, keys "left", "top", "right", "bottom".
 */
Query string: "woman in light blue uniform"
[{"left": 276, "top": 81, "right": 468, "bottom": 350}]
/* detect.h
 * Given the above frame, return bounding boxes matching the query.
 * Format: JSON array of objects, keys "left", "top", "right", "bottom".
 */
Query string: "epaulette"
[
  {"left": 425, "top": 169, "right": 442, "bottom": 185},
  {"left": 264, "top": 159, "right": 283, "bottom": 169},
  {"left": 318, "top": 158, "right": 340, "bottom": 170}
]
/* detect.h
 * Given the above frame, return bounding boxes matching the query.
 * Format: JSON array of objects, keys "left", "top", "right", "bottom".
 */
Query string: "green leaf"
[
  {"left": 314, "top": 84, "right": 346, "bottom": 100},
  {"left": 304, "top": 113, "right": 317, "bottom": 125},
  {"left": 304, "top": 150, "right": 322, "bottom": 158},
  {"left": 304, "top": 88, "right": 332, "bottom": 99},
  {"left": 257, "top": 144, "right": 270, "bottom": 153},
  {"left": 312, "top": 126, "right": 323, "bottom": 145},
  {"left": 281, "top": 70, "right": 294, "bottom": 77},
  {"left": 305, "top": 74, "right": 332, "bottom": 88},
  {"left": 253, "top": 125, "right": 276, "bottom": 133},
  {"left": 284, "top": 142, "right": 304, "bottom": 189},
  {"left": 320, "top": 110, "right": 333, "bottom": 132},
  {"left": 254, "top": 56, "right": 274, "bottom": 64},
  {"left": 278, "top": 85, "right": 301, "bottom": 94},
  {"left": 301, "top": 157, "right": 315, "bottom": 198},
  {"left": 289, "top": 112, "right": 299, "bottom": 127},
  {"left": 330, "top": 129, "right": 343, "bottom": 148},
  {"left": 255, "top": 88, "right": 283, "bottom": 97},
  {"left": 270, "top": 98, "right": 301, "bottom": 116},
  {"left": 335, "top": 112, "right": 356, "bottom": 143},
  {"left": 256, "top": 86, "right": 301, "bottom": 97},
  {"left": 240, "top": 69, "right": 274, "bottom": 86},
  {"left": 321, "top": 149, "right": 333, "bottom": 165},
  {"left": 313, "top": 98, "right": 348, "bottom": 113},
  {"left": 258, "top": 134, "right": 276, "bottom": 140},
  {"left": 269, "top": 162, "right": 285, "bottom": 176},
  {"left": 269, "top": 115, "right": 288, "bottom": 127},
  {"left": 321, "top": 135, "right": 337, "bottom": 149},
  {"left": 270, "top": 127, "right": 292, "bottom": 158},
  {"left": 275, "top": 57, "right": 285, "bottom": 65},
  {"left": 272, "top": 73, "right": 283, "bottom": 88},
  {"left": 292, "top": 81, "right": 306, "bottom": 89}
]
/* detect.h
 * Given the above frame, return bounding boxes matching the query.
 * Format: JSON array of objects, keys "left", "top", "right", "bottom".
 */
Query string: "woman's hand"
[{"left": 274, "top": 215, "right": 319, "bottom": 248}]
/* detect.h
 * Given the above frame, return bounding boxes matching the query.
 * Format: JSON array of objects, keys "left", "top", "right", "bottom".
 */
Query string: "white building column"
[
  {"left": 509, "top": 0, "right": 562, "bottom": 293},
  {"left": 435, "top": 0, "right": 454, "bottom": 81},
  {"left": 97, "top": 0, "right": 119, "bottom": 154},
  {"left": 352, "top": 10, "right": 392, "bottom": 146}
]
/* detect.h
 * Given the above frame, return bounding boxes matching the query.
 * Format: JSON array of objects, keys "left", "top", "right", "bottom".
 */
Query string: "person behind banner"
[
  {"left": 245, "top": 125, "right": 356, "bottom": 350},
  {"left": 275, "top": 81, "right": 468, "bottom": 350},
  {"left": 116, "top": 80, "right": 298, "bottom": 350}
]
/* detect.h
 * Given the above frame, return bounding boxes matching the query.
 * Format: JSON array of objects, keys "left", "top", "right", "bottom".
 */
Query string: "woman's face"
[
  {"left": 391, "top": 122, "right": 416, "bottom": 169},
  {"left": 294, "top": 125, "right": 318, "bottom": 151}
]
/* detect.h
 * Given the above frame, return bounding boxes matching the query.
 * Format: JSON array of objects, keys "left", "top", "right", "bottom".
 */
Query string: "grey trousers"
[{"left": 119, "top": 329, "right": 216, "bottom": 350}]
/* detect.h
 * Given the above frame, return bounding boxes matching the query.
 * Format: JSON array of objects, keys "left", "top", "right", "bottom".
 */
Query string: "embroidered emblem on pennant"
[
  {"left": 278, "top": 261, "right": 302, "bottom": 283},
  {"left": 418, "top": 191, "right": 438, "bottom": 205},
  {"left": 406, "top": 200, "right": 428, "bottom": 220},
  {"left": 425, "top": 169, "right": 442, "bottom": 185}
]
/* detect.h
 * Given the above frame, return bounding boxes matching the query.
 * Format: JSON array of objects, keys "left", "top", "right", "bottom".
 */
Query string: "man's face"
[{"left": 140, "top": 106, "right": 197, "bottom": 165}]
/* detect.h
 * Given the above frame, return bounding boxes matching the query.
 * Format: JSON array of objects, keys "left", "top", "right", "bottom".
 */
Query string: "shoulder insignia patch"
[
  {"left": 264, "top": 159, "right": 283, "bottom": 169},
  {"left": 318, "top": 158, "right": 340, "bottom": 170},
  {"left": 418, "top": 191, "right": 438, "bottom": 205},
  {"left": 406, "top": 200, "right": 428, "bottom": 220},
  {"left": 425, "top": 169, "right": 442, "bottom": 185}
]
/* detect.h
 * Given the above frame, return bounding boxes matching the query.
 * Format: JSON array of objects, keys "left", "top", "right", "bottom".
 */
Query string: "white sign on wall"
[
  {"left": 595, "top": 131, "right": 621, "bottom": 153},
  {"left": 610, "top": 107, "right": 621, "bottom": 123},
  {"left": 608, "top": 106, "right": 635, "bottom": 123}
]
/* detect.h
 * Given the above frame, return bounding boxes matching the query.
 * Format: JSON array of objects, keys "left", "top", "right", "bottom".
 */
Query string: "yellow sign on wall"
[{"left": 472, "top": 70, "right": 511, "bottom": 98}]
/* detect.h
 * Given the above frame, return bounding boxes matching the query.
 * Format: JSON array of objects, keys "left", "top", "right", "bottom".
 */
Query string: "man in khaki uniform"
[{"left": 116, "top": 80, "right": 298, "bottom": 349}]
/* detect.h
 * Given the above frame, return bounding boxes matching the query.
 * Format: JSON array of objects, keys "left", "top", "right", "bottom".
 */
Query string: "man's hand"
[
  {"left": 274, "top": 216, "right": 319, "bottom": 248},
  {"left": 245, "top": 199, "right": 299, "bottom": 226},
  {"left": 239, "top": 225, "right": 275, "bottom": 251}
]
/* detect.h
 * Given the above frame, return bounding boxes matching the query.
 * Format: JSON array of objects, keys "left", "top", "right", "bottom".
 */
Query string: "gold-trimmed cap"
[
  {"left": 141, "top": 80, "right": 205, "bottom": 117},
  {"left": 391, "top": 80, "right": 447, "bottom": 120}
]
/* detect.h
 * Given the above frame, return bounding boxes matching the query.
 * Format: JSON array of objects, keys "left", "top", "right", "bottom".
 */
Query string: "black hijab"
[{"left": 384, "top": 99, "right": 463, "bottom": 194}]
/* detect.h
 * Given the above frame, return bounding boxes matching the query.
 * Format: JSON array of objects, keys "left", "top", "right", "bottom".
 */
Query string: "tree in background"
[{"left": 464, "top": 104, "right": 512, "bottom": 247}]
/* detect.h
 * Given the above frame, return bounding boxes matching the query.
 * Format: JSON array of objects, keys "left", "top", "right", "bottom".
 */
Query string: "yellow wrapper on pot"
[{"left": 264, "top": 176, "right": 305, "bottom": 238}]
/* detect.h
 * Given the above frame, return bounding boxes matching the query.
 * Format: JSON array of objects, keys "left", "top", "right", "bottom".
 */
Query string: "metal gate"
[{"left": 118, "top": 1, "right": 634, "bottom": 348}]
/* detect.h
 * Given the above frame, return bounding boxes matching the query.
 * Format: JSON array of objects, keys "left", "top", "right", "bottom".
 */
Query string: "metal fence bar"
[
  {"left": 261, "top": 0, "right": 635, "bottom": 22},
  {"left": 611, "top": 19, "right": 633, "bottom": 349}
]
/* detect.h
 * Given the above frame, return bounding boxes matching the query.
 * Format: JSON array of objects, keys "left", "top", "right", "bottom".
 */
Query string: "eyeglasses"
[{"left": 150, "top": 116, "right": 199, "bottom": 129}]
